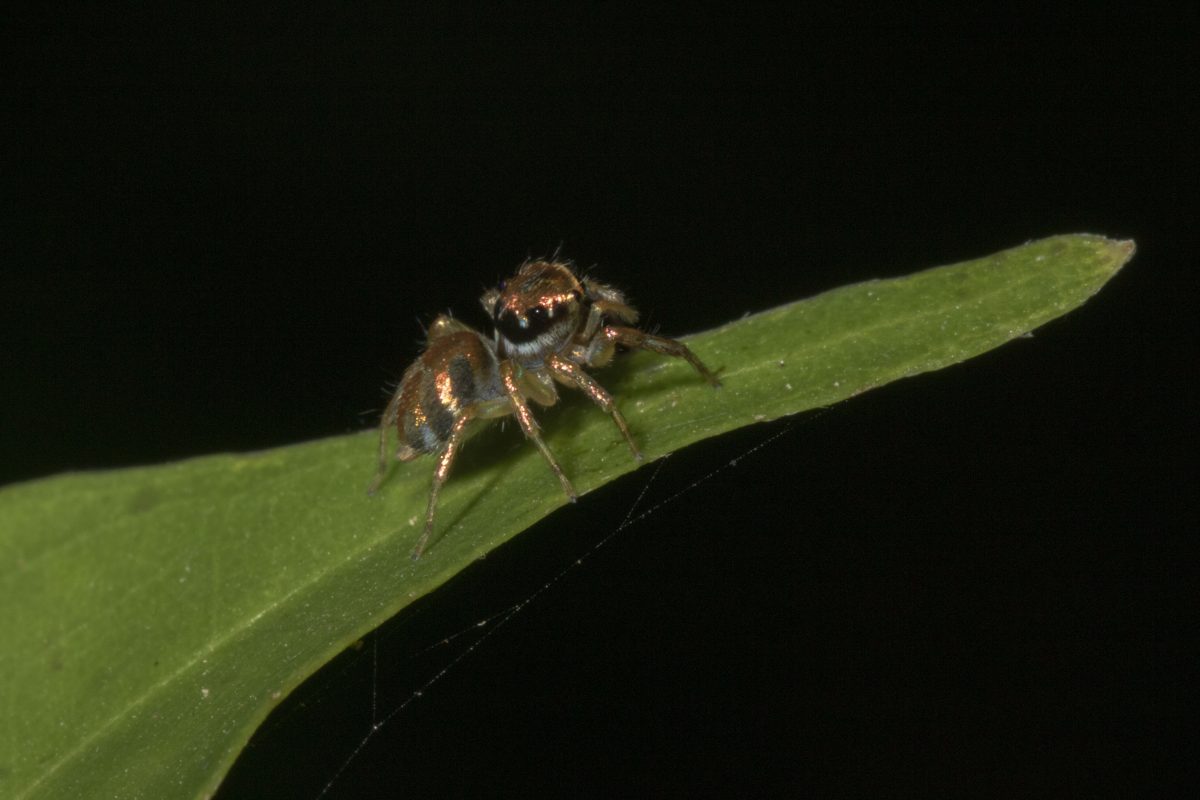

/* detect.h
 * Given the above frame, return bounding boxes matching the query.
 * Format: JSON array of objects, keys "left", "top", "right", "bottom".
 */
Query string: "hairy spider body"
[
  {"left": 371, "top": 260, "right": 721, "bottom": 559},
  {"left": 373, "top": 317, "right": 506, "bottom": 462}
]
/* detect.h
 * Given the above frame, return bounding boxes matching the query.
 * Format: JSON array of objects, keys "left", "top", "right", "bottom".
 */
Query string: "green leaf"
[{"left": 0, "top": 234, "right": 1132, "bottom": 799}]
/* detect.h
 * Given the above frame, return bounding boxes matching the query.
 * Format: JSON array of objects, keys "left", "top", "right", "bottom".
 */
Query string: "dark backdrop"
[{"left": 5, "top": 7, "right": 1197, "bottom": 798}]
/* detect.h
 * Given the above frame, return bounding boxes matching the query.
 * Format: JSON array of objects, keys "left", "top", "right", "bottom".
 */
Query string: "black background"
[{"left": 6, "top": 6, "right": 1197, "bottom": 798}]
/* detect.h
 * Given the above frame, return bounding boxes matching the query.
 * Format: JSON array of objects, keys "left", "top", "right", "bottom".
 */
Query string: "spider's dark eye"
[
  {"left": 498, "top": 280, "right": 507, "bottom": 290},
  {"left": 497, "top": 304, "right": 555, "bottom": 344}
]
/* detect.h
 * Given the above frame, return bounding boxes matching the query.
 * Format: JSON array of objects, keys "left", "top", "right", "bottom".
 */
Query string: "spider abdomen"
[{"left": 393, "top": 329, "right": 503, "bottom": 457}]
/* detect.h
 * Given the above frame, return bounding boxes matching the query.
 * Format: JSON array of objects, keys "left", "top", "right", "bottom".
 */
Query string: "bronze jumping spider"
[{"left": 369, "top": 259, "right": 721, "bottom": 559}]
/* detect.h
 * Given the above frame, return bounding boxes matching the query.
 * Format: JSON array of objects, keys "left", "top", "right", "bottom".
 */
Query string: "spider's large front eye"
[{"left": 496, "top": 304, "right": 555, "bottom": 344}]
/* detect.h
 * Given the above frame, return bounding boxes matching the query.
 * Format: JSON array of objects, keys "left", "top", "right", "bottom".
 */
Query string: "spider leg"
[
  {"left": 411, "top": 408, "right": 476, "bottom": 560},
  {"left": 500, "top": 360, "right": 579, "bottom": 501},
  {"left": 601, "top": 325, "right": 722, "bottom": 387},
  {"left": 546, "top": 354, "right": 643, "bottom": 461},
  {"left": 367, "top": 387, "right": 406, "bottom": 496},
  {"left": 580, "top": 296, "right": 638, "bottom": 340}
]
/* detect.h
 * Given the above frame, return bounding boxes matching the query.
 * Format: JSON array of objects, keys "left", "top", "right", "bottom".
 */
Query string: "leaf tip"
[
  {"left": 1070, "top": 233, "right": 1136, "bottom": 278},
  {"left": 1105, "top": 236, "right": 1137, "bottom": 277}
]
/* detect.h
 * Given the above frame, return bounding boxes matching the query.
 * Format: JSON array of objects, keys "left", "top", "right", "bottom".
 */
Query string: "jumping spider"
[{"left": 369, "top": 259, "right": 721, "bottom": 559}]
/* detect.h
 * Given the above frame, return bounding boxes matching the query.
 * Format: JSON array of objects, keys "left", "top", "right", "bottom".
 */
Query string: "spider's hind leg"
[
  {"left": 368, "top": 389, "right": 407, "bottom": 496},
  {"left": 411, "top": 409, "right": 476, "bottom": 560}
]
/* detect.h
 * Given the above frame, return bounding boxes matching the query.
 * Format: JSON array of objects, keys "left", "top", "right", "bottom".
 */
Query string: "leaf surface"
[{"left": 0, "top": 234, "right": 1133, "bottom": 799}]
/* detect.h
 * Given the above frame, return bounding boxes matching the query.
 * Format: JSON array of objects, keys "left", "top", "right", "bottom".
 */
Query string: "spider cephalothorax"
[{"left": 483, "top": 260, "right": 588, "bottom": 362}]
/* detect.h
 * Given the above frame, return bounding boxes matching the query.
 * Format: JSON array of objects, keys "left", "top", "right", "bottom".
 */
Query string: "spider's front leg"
[
  {"left": 579, "top": 294, "right": 638, "bottom": 341},
  {"left": 594, "top": 326, "right": 723, "bottom": 388},
  {"left": 499, "top": 360, "right": 579, "bottom": 502},
  {"left": 546, "top": 354, "right": 643, "bottom": 462}
]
